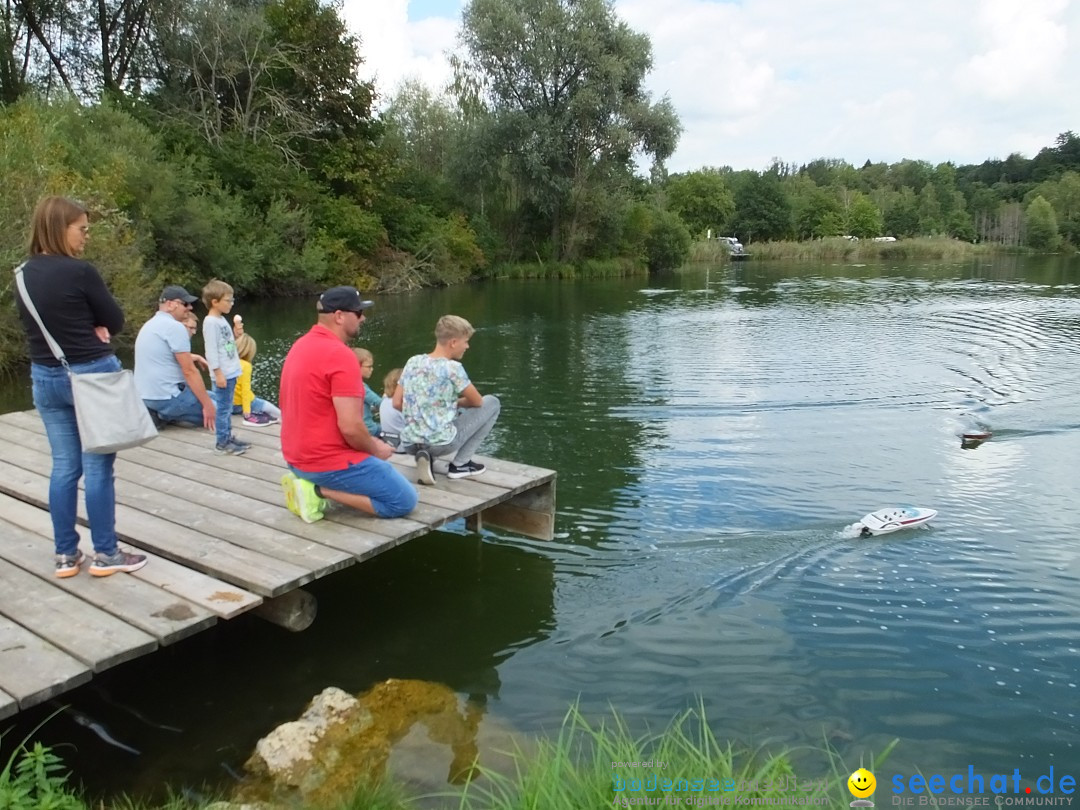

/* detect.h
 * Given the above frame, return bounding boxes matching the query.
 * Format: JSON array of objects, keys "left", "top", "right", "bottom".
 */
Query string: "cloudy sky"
[{"left": 344, "top": 0, "right": 1079, "bottom": 173}]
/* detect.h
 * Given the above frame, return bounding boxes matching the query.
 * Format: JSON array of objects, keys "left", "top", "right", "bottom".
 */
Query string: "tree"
[
  {"left": 453, "top": 0, "right": 681, "bottom": 261},
  {"left": 792, "top": 182, "right": 843, "bottom": 239},
  {"left": 730, "top": 172, "right": 792, "bottom": 242},
  {"left": 1024, "top": 195, "right": 1060, "bottom": 251},
  {"left": 917, "top": 183, "right": 943, "bottom": 234},
  {"left": 4, "top": 0, "right": 173, "bottom": 98},
  {"left": 1033, "top": 171, "right": 1080, "bottom": 247},
  {"left": 883, "top": 187, "right": 919, "bottom": 238},
  {"left": 845, "top": 193, "right": 882, "bottom": 239},
  {"left": 664, "top": 170, "right": 734, "bottom": 238}
]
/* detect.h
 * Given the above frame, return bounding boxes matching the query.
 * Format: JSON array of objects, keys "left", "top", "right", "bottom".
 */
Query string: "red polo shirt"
[{"left": 280, "top": 324, "right": 368, "bottom": 472}]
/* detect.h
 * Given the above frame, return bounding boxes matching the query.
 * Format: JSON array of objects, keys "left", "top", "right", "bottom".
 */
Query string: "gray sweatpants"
[{"left": 422, "top": 394, "right": 501, "bottom": 465}]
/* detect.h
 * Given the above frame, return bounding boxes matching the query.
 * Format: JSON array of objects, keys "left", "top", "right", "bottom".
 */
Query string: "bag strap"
[{"left": 14, "top": 262, "right": 69, "bottom": 368}]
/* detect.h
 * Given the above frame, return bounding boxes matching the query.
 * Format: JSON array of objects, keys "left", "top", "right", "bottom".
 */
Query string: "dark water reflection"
[{"left": 5, "top": 255, "right": 1080, "bottom": 798}]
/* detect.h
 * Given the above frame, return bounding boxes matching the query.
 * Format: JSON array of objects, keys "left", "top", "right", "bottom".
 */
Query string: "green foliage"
[
  {"left": 444, "top": 702, "right": 890, "bottom": 809},
  {"left": 454, "top": 0, "right": 681, "bottom": 261},
  {"left": 845, "top": 193, "right": 883, "bottom": 239},
  {"left": 883, "top": 188, "right": 920, "bottom": 238},
  {"left": 1032, "top": 171, "right": 1080, "bottom": 246},
  {"left": 645, "top": 209, "right": 692, "bottom": 271},
  {"left": 793, "top": 183, "right": 844, "bottom": 239},
  {"left": 0, "top": 727, "right": 84, "bottom": 810},
  {"left": 1024, "top": 195, "right": 1060, "bottom": 251},
  {"left": 664, "top": 170, "right": 735, "bottom": 238},
  {"left": 731, "top": 173, "right": 792, "bottom": 242}
]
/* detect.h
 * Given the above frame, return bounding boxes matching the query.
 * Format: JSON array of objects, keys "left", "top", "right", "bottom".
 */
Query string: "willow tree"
[{"left": 453, "top": 0, "right": 680, "bottom": 261}]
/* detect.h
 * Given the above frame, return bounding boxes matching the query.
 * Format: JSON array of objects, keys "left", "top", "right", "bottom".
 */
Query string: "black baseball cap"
[
  {"left": 160, "top": 285, "right": 197, "bottom": 304},
  {"left": 317, "top": 286, "right": 373, "bottom": 314}
]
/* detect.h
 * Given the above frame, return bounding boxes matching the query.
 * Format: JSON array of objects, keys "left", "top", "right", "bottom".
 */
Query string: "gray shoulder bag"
[{"left": 15, "top": 263, "right": 158, "bottom": 454}]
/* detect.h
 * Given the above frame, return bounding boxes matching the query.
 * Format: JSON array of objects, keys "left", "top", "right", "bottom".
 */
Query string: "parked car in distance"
[{"left": 872, "top": 236, "right": 897, "bottom": 242}]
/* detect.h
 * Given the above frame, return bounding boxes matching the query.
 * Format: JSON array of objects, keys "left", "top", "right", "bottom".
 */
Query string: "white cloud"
[
  {"left": 957, "top": 0, "right": 1069, "bottom": 101},
  {"left": 351, "top": 0, "right": 1080, "bottom": 170},
  {"left": 342, "top": 0, "right": 460, "bottom": 102}
]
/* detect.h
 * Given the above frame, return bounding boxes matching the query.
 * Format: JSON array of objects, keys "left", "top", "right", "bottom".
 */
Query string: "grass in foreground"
[
  {"left": 3, "top": 703, "right": 896, "bottom": 810},
  {"left": 431, "top": 702, "right": 895, "bottom": 810}
]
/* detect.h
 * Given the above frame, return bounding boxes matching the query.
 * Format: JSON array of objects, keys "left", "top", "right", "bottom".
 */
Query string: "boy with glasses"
[{"left": 201, "top": 279, "right": 249, "bottom": 455}]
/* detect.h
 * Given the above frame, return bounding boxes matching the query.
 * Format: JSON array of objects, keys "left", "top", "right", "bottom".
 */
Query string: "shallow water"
[{"left": 5, "top": 255, "right": 1080, "bottom": 798}]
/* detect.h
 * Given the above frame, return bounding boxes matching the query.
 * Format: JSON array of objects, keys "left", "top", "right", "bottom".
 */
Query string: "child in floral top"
[{"left": 394, "top": 315, "right": 500, "bottom": 485}]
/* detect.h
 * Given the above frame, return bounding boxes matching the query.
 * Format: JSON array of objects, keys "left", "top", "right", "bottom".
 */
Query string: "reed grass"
[
  {"left": 479, "top": 258, "right": 646, "bottom": 280},
  {"left": 699, "top": 236, "right": 988, "bottom": 262},
  {"left": 687, "top": 241, "right": 740, "bottom": 263}
]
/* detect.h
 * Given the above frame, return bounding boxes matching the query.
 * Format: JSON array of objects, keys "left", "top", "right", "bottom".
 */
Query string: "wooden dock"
[{"left": 0, "top": 409, "right": 555, "bottom": 720}]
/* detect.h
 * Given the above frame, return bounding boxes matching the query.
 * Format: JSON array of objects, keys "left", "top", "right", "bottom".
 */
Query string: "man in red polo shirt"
[{"left": 279, "top": 286, "right": 417, "bottom": 523}]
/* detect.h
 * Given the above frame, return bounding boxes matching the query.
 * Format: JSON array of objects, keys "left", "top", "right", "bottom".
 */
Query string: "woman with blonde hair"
[{"left": 14, "top": 196, "right": 147, "bottom": 577}]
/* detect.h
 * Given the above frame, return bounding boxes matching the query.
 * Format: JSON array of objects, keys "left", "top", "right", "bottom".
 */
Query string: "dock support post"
[
  {"left": 466, "top": 479, "right": 555, "bottom": 541},
  {"left": 252, "top": 589, "right": 317, "bottom": 632}
]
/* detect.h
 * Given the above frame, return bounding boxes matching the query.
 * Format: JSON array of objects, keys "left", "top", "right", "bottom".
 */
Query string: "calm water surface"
[{"left": 5, "top": 256, "right": 1080, "bottom": 798}]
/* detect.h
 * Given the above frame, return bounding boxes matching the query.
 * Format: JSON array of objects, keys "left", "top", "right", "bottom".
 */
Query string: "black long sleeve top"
[{"left": 15, "top": 254, "right": 125, "bottom": 366}]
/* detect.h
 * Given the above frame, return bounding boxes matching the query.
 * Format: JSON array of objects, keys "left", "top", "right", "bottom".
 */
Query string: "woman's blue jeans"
[{"left": 31, "top": 356, "right": 121, "bottom": 557}]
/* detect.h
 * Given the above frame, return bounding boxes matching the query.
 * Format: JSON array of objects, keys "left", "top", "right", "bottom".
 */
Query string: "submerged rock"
[{"left": 238, "top": 680, "right": 485, "bottom": 806}]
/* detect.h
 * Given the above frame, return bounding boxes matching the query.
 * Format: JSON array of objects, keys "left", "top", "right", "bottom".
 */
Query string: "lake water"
[{"left": 5, "top": 255, "right": 1080, "bottom": 799}]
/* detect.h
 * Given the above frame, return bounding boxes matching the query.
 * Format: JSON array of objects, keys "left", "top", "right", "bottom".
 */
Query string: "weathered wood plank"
[
  {"left": 81, "top": 422, "right": 438, "bottom": 536},
  {"left": 0, "top": 493, "right": 261, "bottom": 619},
  {"left": 0, "top": 614, "right": 91, "bottom": 709},
  {"left": 119, "top": 443, "right": 396, "bottom": 557},
  {"left": 0, "top": 557, "right": 157, "bottom": 672},
  {"left": 2, "top": 411, "right": 557, "bottom": 540},
  {"left": 3, "top": 423, "right": 354, "bottom": 575},
  {"left": 133, "top": 427, "right": 453, "bottom": 539},
  {"left": 0, "top": 453, "right": 312, "bottom": 598},
  {"left": 0, "top": 517, "right": 217, "bottom": 645},
  {"left": 0, "top": 408, "right": 558, "bottom": 716},
  {"left": 0, "top": 686, "right": 16, "bottom": 720}
]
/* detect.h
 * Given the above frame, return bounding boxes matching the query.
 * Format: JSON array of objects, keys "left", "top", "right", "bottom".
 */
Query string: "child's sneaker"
[
  {"left": 89, "top": 550, "right": 148, "bottom": 577},
  {"left": 447, "top": 460, "right": 486, "bottom": 479},
  {"left": 243, "top": 413, "right": 274, "bottom": 427},
  {"left": 415, "top": 448, "right": 435, "bottom": 486},
  {"left": 214, "top": 439, "right": 248, "bottom": 455},
  {"left": 55, "top": 550, "right": 85, "bottom": 579},
  {"left": 228, "top": 434, "right": 251, "bottom": 450},
  {"left": 280, "top": 472, "right": 327, "bottom": 523}
]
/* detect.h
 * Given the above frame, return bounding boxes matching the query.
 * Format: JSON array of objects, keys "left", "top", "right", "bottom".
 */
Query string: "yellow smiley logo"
[{"left": 848, "top": 767, "right": 876, "bottom": 798}]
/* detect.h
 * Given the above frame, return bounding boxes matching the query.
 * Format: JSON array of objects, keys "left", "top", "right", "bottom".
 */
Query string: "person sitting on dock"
[
  {"left": 393, "top": 315, "right": 500, "bottom": 485},
  {"left": 278, "top": 286, "right": 418, "bottom": 523},
  {"left": 134, "top": 285, "right": 215, "bottom": 430}
]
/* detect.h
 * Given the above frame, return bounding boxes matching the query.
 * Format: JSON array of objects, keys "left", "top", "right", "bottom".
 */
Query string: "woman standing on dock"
[{"left": 14, "top": 196, "right": 147, "bottom": 578}]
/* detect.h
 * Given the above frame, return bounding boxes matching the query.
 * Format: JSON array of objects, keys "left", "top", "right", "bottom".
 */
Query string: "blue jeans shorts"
[{"left": 290, "top": 456, "right": 417, "bottom": 518}]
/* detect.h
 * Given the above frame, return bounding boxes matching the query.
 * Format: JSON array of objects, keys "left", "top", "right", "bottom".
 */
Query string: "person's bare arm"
[
  {"left": 175, "top": 351, "right": 215, "bottom": 430},
  {"left": 333, "top": 396, "right": 392, "bottom": 459},
  {"left": 391, "top": 383, "right": 403, "bottom": 411},
  {"left": 458, "top": 383, "right": 483, "bottom": 408}
]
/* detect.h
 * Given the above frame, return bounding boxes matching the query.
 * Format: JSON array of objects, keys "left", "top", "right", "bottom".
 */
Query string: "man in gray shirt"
[{"left": 134, "top": 285, "right": 215, "bottom": 428}]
